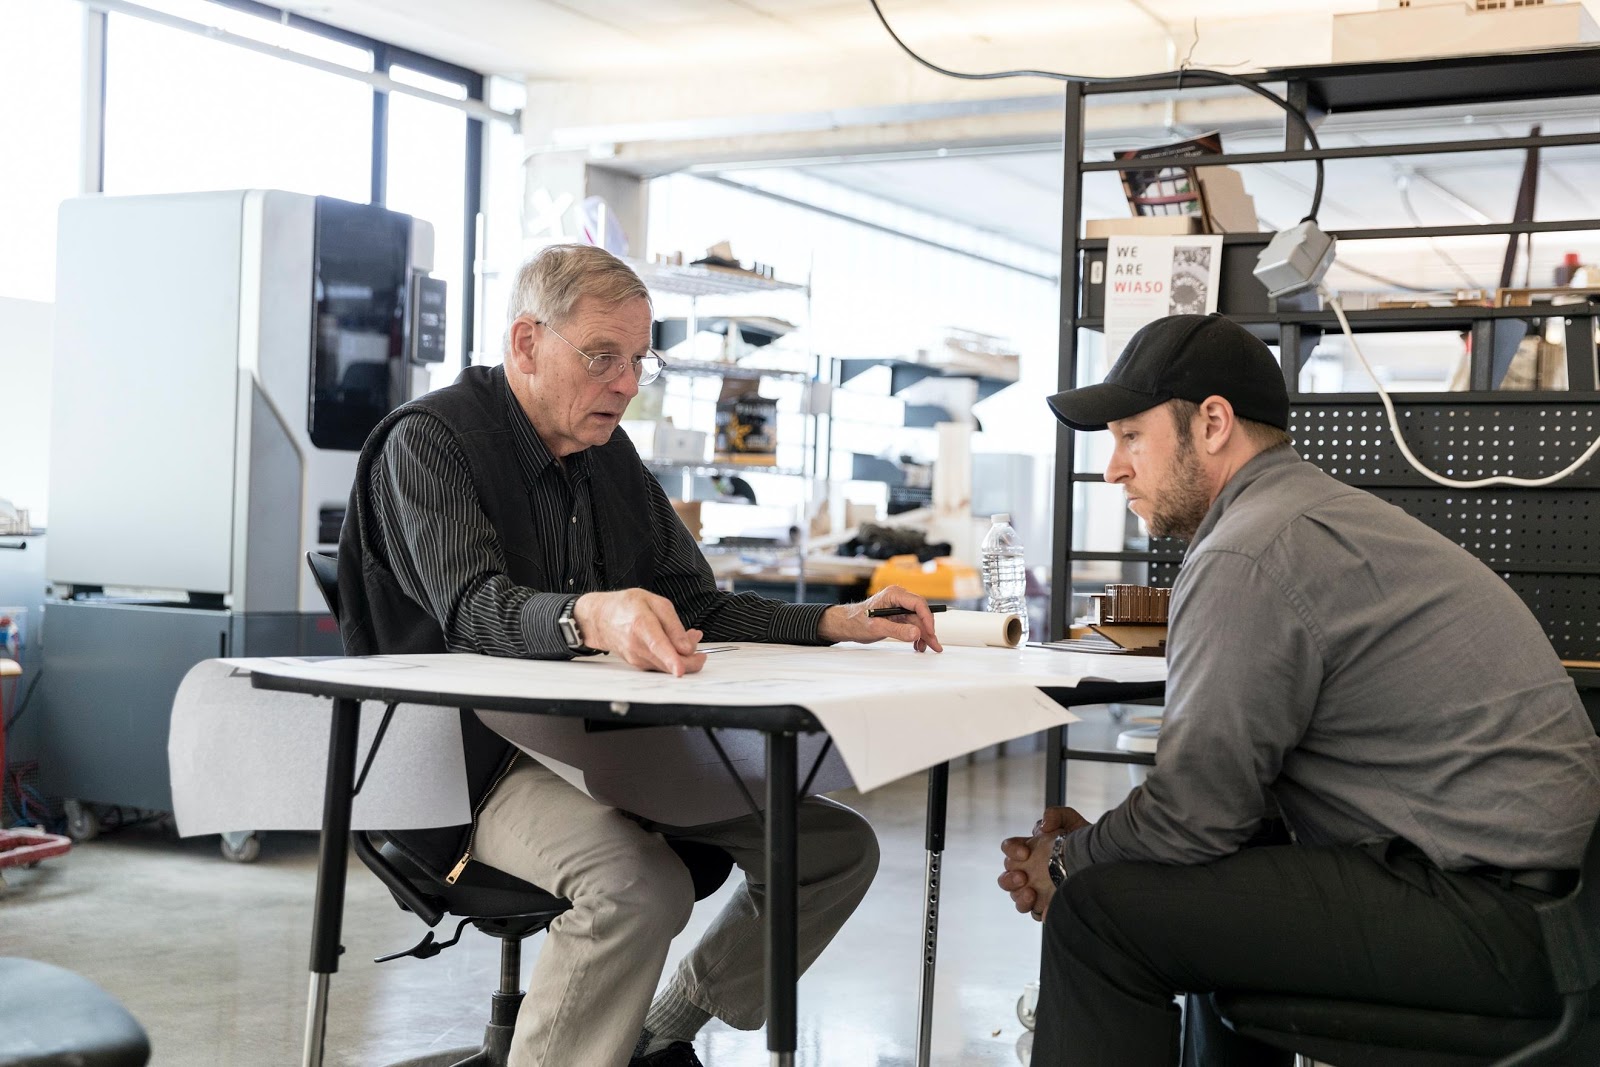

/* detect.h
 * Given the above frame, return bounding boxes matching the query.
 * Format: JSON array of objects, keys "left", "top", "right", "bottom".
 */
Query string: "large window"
[
  {"left": 102, "top": 12, "right": 372, "bottom": 201},
  {"left": 0, "top": 3, "right": 83, "bottom": 301},
  {"left": 385, "top": 66, "right": 469, "bottom": 391},
  {"left": 476, "top": 75, "right": 530, "bottom": 367},
  {"left": 91, "top": 0, "right": 491, "bottom": 368}
]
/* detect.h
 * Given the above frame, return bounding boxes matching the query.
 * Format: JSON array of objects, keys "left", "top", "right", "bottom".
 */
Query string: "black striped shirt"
[{"left": 367, "top": 377, "right": 829, "bottom": 658}]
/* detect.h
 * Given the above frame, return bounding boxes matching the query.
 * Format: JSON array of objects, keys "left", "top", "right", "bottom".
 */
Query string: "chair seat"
[
  {"left": 0, "top": 957, "right": 151, "bottom": 1067},
  {"left": 1216, "top": 992, "right": 1600, "bottom": 1067},
  {"left": 377, "top": 840, "right": 571, "bottom": 927},
  {"left": 374, "top": 835, "right": 733, "bottom": 929}
]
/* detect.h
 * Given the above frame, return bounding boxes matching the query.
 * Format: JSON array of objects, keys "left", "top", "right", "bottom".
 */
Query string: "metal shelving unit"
[
  {"left": 632, "top": 259, "right": 805, "bottom": 299},
  {"left": 1051, "top": 48, "right": 1600, "bottom": 676},
  {"left": 644, "top": 458, "right": 808, "bottom": 481},
  {"left": 666, "top": 358, "right": 811, "bottom": 383},
  {"left": 637, "top": 260, "right": 821, "bottom": 598}
]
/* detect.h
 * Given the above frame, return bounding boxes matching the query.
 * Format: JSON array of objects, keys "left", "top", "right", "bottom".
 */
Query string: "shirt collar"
[
  {"left": 497, "top": 367, "right": 590, "bottom": 488},
  {"left": 1188, "top": 444, "right": 1300, "bottom": 550}
]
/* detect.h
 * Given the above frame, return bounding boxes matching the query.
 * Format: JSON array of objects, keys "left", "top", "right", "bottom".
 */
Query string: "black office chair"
[
  {"left": 1214, "top": 812, "right": 1600, "bottom": 1067},
  {"left": 305, "top": 551, "right": 733, "bottom": 1067}
]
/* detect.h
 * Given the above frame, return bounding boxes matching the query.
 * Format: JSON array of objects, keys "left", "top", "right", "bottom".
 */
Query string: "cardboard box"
[
  {"left": 1196, "top": 167, "right": 1259, "bottom": 234},
  {"left": 1089, "top": 623, "right": 1167, "bottom": 656},
  {"left": 714, "top": 379, "right": 778, "bottom": 465},
  {"left": 652, "top": 422, "right": 707, "bottom": 464},
  {"left": 1085, "top": 216, "right": 1201, "bottom": 239},
  {"left": 670, "top": 499, "right": 702, "bottom": 541},
  {"left": 1333, "top": 2, "right": 1598, "bottom": 64}
]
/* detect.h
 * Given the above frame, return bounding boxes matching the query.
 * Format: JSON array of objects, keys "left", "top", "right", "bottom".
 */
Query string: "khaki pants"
[{"left": 471, "top": 756, "right": 879, "bottom": 1067}]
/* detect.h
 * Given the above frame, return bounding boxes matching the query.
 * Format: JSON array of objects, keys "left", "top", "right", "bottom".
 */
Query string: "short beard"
[{"left": 1145, "top": 428, "right": 1212, "bottom": 541}]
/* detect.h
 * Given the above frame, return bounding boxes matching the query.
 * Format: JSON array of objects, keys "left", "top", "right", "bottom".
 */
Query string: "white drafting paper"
[
  {"left": 167, "top": 659, "right": 471, "bottom": 837},
  {"left": 220, "top": 645, "right": 1166, "bottom": 807},
  {"left": 937, "top": 609, "right": 1023, "bottom": 648},
  {"left": 1103, "top": 234, "right": 1225, "bottom": 360},
  {"left": 478, "top": 716, "right": 851, "bottom": 826}
]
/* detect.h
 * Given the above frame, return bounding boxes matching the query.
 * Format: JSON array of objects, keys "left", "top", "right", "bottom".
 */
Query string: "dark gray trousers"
[{"left": 1032, "top": 841, "right": 1560, "bottom": 1066}]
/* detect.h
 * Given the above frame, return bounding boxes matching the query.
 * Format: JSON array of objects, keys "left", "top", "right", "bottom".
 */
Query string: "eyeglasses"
[{"left": 540, "top": 321, "right": 666, "bottom": 386}]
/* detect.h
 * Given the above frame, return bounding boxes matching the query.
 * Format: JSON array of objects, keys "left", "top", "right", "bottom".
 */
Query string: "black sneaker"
[{"left": 630, "top": 1041, "right": 704, "bottom": 1067}]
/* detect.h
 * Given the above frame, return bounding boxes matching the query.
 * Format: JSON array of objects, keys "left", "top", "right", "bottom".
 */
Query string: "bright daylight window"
[
  {"left": 102, "top": 8, "right": 372, "bottom": 202},
  {"left": 0, "top": 1, "right": 84, "bottom": 301},
  {"left": 385, "top": 65, "right": 470, "bottom": 387},
  {"left": 476, "top": 75, "right": 529, "bottom": 368}
]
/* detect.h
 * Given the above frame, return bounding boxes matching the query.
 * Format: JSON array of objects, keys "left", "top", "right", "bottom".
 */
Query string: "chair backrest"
[
  {"left": 306, "top": 551, "right": 341, "bottom": 632},
  {"left": 1537, "top": 808, "right": 1600, "bottom": 997}
]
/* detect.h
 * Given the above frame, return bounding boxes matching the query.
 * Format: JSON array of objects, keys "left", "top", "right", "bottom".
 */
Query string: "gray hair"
[{"left": 504, "top": 244, "right": 650, "bottom": 351}]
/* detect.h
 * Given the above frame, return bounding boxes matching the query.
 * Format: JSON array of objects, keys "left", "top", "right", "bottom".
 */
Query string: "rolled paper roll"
[{"left": 931, "top": 609, "right": 1024, "bottom": 649}]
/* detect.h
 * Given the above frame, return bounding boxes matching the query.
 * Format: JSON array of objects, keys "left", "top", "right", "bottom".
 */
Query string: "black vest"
[{"left": 338, "top": 364, "right": 659, "bottom": 872}]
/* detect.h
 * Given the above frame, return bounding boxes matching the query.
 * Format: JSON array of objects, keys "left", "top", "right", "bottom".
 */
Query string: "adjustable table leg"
[
  {"left": 914, "top": 761, "right": 950, "bottom": 1067},
  {"left": 766, "top": 731, "right": 799, "bottom": 1067},
  {"left": 302, "top": 696, "right": 361, "bottom": 1067}
]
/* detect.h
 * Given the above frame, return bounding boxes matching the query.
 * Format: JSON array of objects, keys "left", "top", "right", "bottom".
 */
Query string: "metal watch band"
[
  {"left": 557, "top": 595, "right": 600, "bottom": 655},
  {"left": 1048, "top": 832, "right": 1070, "bottom": 888}
]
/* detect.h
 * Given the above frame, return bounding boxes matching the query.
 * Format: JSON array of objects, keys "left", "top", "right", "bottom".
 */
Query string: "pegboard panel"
[
  {"left": 1501, "top": 574, "right": 1600, "bottom": 661},
  {"left": 1147, "top": 561, "right": 1181, "bottom": 589},
  {"left": 1371, "top": 489, "right": 1600, "bottom": 572},
  {"left": 1290, "top": 400, "right": 1600, "bottom": 488},
  {"left": 1288, "top": 397, "right": 1600, "bottom": 661}
]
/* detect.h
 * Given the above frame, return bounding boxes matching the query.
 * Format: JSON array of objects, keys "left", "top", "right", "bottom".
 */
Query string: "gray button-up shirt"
[{"left": 1064, "top": 446, "right": 1600, "bottom": 873}]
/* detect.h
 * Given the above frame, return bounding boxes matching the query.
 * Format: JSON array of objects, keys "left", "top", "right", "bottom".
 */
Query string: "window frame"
[{"left": 89, "top": 0, "right": 485, "bottom": 369}]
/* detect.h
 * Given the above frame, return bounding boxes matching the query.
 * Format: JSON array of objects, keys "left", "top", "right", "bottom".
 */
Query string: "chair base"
[
  {"left": 385, "top": 990, "right": 520, "bottom": 1067},
  {"left": 384, "top": 984, "right": 522, "bottom": 1067},
  {"left": 387, "top": 1049, "right": 480, "bottom": 1067}
]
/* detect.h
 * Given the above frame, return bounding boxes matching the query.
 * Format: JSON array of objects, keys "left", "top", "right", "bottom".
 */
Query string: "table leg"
[
  {"left": 302, "top": 696, "right": 361, "bottom": 1067},
  {"left": 766, "top": 731, "right": 798, "bottom": 1067},
  {"left": 914, "top": 761, "right": 950, "bottom": 1067},
  {"left": 1044, "top": 723, "right": 1067, "bottom": 808}
]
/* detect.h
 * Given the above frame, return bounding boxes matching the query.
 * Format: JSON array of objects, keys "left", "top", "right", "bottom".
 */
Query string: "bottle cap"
[{"left": 990, "top": 513, "right": 1011, "bottom": 524}]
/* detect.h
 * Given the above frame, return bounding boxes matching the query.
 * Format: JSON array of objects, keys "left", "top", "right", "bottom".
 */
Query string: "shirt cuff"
[
  {"left": 520, "top": 591, "right": 579, "bottom": 658},
  {"left": 1060, "top": 824, "right": 1098, "bottom": 874},
  {"left": 768, "top": 602, "right": 832, "bottom": 645}
]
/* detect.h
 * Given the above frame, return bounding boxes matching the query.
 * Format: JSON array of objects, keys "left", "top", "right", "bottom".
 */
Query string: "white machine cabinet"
[{"left": 41, "top": 191, "right": 442, "bottom": 846}]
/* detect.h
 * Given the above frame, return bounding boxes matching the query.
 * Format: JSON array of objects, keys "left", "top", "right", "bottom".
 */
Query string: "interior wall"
[{"left": 0, "top": 296, "right": 54, "bottom": 525}]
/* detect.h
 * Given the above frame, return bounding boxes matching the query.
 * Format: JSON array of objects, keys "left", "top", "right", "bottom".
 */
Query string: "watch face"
[{"left": 558, "top": 602, "right": 583, "bottom": 650}]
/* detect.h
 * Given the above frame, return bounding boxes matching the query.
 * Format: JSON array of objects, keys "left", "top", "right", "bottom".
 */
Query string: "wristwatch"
[
  {"left": 1047, "top": 833, "right": 1069, "bottom": 888},
  {"left": 557, "top": 595, "right": 601, "bottom": 656}
]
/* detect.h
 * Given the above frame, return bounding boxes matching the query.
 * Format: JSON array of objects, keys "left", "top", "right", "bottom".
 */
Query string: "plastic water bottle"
[{"left": 980, "top": 513, "right": 1028, "bottom": 643}]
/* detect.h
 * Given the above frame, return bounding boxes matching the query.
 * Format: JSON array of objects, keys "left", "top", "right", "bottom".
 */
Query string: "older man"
[
  {"left": 338, "top": 244, "right": 941, "bottom": 1067},
  {"left": 998, "top": 313, "right": 1600, "bottom": 1066}
]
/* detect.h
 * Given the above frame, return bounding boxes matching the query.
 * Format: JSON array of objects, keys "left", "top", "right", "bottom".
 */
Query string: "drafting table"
[{"left": 230, "top": 644, "right": 1167, "bottom": 1067}]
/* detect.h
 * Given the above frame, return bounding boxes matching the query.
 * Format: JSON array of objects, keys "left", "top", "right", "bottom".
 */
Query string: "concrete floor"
[{"left": 2, "top": 712, "right": 1144, "bottom": 1067}]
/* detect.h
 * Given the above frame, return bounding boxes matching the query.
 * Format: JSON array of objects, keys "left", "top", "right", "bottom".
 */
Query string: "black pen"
[{"left": 866, "top": 604, "right": 948, "bottom": 618}]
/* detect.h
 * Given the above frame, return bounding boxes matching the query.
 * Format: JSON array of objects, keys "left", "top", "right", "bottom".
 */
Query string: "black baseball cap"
[{"left": 1046, "top": 313, "right": 1288, "bottom": 432}]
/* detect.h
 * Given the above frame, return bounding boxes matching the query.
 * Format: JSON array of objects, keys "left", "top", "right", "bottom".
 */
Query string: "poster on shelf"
[{"left": 1102, "top": 234, "right": 1225, "bottom": 363}]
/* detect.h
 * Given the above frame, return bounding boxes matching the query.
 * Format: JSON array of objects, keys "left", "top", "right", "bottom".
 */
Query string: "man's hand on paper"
[
  {"left": 998, "top": 806, "right": 1092, "bottom": 921},
  {"left": 817, "top": 585, "right": 944, "bottom": 653},
  {"left": 573, "top": 589, "right": 707, "bottom": 677}
]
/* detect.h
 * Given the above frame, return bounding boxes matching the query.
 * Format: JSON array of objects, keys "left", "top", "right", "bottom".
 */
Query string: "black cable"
[
  {"left": 799, "top": 737, "right": 834, "bottom": 797},
  {"left": 352, "top": 701, "right": 398, "bottom": 798},
  {"left": 866, "top": 0, "right": 1325, "bottom": 222},
  {"left": 3, "top": 666, "right": 42, "bottom": 734}
]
